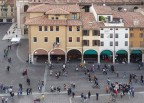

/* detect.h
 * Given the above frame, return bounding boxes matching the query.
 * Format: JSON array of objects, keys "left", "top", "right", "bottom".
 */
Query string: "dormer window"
[{"left": 72, "top": 13, "right": 77, "bottom": 19}]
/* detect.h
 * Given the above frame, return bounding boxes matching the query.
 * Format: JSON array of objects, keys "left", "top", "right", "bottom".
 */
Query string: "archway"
[
  {"left": 116, "top": 50, "right": 128, "bottom": 63},
  {"left": 130, "top": 50, "right": 142, "bottom": 63},
  {"left": 100, "top": 50, "right": 113, "bottom": 63},
  {"left": 83, "top": 49, "right": 98, "bottom": 63},
  {"left": 33, "top": 49, "right": 48, "bottom": 63},
  {"left": 24, "top": 5, "right": 29, "bottom": 12},
  {"left": 50, "top": 49, "right": 65, "bottom": 63},
  {"left": 67, "top": 49, "right": 81, "bottom": 62}
]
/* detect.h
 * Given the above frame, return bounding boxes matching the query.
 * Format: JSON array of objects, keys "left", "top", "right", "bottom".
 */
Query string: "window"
[
  {"left": 39, "top": 26, "right": 42, "bottom": 31},
  {"left": 110, "top": 34, "right": 113, "bottom": 38},
  {"left": 110, "top": 42, "right": 113, "bottom": 46},
  {"left": 140, "top": 33, "right": 144, "bottom": 38},
  {"left": 69, "top": 26, "right": 72, "bottom": 31},
  {"left": 33, "top": 37, "right": 37, "bottom": 42},
  {"left": 72, "top": 13, "right": 77, "bottom": 19},
  {"left": 101, "top": 28, "right": 103, "bottom": 30},
  {"left": 125, "top": 33, "right": 128, "bottom": 38},
  {"left": 56, "top": 26, "right": 59, "bottom": 31},
  {"left": 100, "top": 42, "right": 104, "bottom": 46},
  {"left": 115, "top": 33, "right": 118, "bottom": 38},
  {"left": 115, "top": 41, "right": 118, "bottom": 46},
  {"left": 69, "top": 37, "right": 72, "bottom": 42},
  {"left": 125, "top": 28, "right": 128, "bottom": 30},
  {"left": 93, "top": 40, "right": 100, "bottom": 46},
  {"left": 115, "top": 28, "right": 118, "bottom": 30},
  {"left": 83, "top": 30, "right": 89, "bottom": 36},
  {"left": 44, "top": 26, "right": 47, "bottom": 31},
  {"left": 130, "top": 33, "right": 134, "bottom": 38},
  {"left": 77, "top": 26, "right": 80, "bottom": 31},
  {"left": 51, "top": 17, "right": 54, "bottom": 20},
  {"left": 24, "top": 28, "right": 28, "bottom": 34},
  {"left": 24, "top": 5, "right": 29, "bottom": 12},
  {"left": 140, "top": 28, "right": 143, "bottom": 31},
  {"left": 11, "top": 7, "right": 13, "bottom": 12},
  {"left": 50, "top": 26, "right": 53, "bottom": 31},
  {"left": 100, "top": 33, "right": 104, "bottom": 38},
  {"left": 56, "top": 37, "right": 59, "bottom": 43},
  {"left": 83, "top": 40, "right": 89, "bottom": 46},
  {"left": 56, "top": 17, "right": 59, "bottom": 20},
  {"left": 110, "top": 28, "right": 113, "bottom": 30},
  {"left": 76, "top": 37, "right": 80, "bottom": 42},
  {"left": 44, "top": 37, "right": 48, "bottom": 42},
  {"left": 125, "top": 41, "right": 128, "bottom": 46},
  {"left": 93, "top": 30, "right": 100, "bottom": 36}
]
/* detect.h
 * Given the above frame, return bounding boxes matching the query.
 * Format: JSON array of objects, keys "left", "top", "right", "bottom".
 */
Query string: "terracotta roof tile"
[
  {"left": 112, "top": 11, "right": 144, "bottom": 27},
  {"left": 93, "top": 4, "right": 112, "bottom": 15},
  {"left": 81, "top": 12, "right": 100, "bottom": 30},
  {"left": 45, "top": 8, "right": 70, "bottom": 14},
  {"left": 25, "top": 16, "right": 67, "bottom": 26},
  {"left": 67, "top": 20, "right": 82, "bottom": 26},
  {"left": 27, "top": 4, "right": 80, "bottom": 13},
  {"left": 25, "top": 16, "right": 82, "bottom": 26}
]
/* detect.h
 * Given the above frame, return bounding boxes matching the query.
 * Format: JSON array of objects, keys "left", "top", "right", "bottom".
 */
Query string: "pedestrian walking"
[
  {"left": 5, "top": 97, "right": 8, "bottom": 103},
  {"left": 8, "top": 57, "right": 11, "bottom": 63},
  {"left": 27, "top": 78, "right": 30, "bottom": 86},
  {"left": 1, "top": 97, "right": 5, "bottom": 103},
  {"left": 88, "top": 91, "right": 91, "bottom": 99},
  {"left": 72, "top": 92, "right": 75, "bottom": 98},
  {"left": 19, "top": 83, "right": 23, "bottom": 90},
  {"left": 26, "top": 88, "right": 29, "bottom": 95},
  {"left": 96, "top": 93, "right": 99, "bottom": 100},
  {"left": 6, "top": 66, "right": 10, "bottom": 71},
  {"left": 81, "top": 93, "right": 84, "bottom": 101},
  {"left": 29, "top": 88, "right": 32, "bottom": 94}
]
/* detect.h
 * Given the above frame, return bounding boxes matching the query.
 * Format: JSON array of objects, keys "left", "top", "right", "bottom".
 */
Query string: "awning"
[
  {"left": 84, "top": 50, "right": 97, "bottom": 55},
  {"left": 131, "top": 50, "right": 142, "bottom": 54},
  {"left": 101, "top": 50, "right": 112, "bottom": 56},
  {"left": 116, "top": 50, "right": 127, "bottom": 54}
]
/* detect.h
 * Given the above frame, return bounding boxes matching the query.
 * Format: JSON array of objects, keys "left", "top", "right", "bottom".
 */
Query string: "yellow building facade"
[{"left": 26, "top": 4, "right": 83, "bottom": 63}]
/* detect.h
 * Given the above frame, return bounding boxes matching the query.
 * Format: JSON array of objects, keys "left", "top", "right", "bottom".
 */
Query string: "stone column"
[
  {"left": 29, "top": 54, "right": 33, "bottom": 64},
  {"left": 98, "top": 54, "right": 100, "bottom": 64},
  {"left": 113, "top": 52, "right": 115, "bottom": 64},
  {"left": 48, "top": 52, "right": 51, "bottom": 64},
  {"left": 16, "top": 1, "right": 21, "bottom": 28},
  {"left": 128, "top": 51, "right": 130, "bottom": 63},
  {"left": 142, "top": 53, "right": 144, "bottom": 63},
  {"left": 65, "top": 53, "right": 67, "bottom": 64}
]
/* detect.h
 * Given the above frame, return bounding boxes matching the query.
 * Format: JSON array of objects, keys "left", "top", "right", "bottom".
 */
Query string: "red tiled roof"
[
  {"left": 25, "top": 16, "right": 67, "bottom": 26},
  {"left": 67, "top": 20, "right": 82, "bottom": 26},
  {"left": 25, "top": 16, "right": 82, "bottom": 26},
  {"left": 93, "top": 4, "right": 112, "bottom": 15},
  {"left": 27, "top": 4, "right": 81, "bottom": 13},
  {"left": 81, "top": 12, "right": 100, "bottom": 30},
  {"left": 112, "top": 11, "right": 144, "bottom": 27},
  {"left": 45, "top": 8, "right": 70, "bottom": 14}
]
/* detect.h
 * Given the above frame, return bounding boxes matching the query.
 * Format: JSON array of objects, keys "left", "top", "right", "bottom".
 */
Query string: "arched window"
[{"left": 24, "top": 5, "right": 29, "bottom": 12}]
